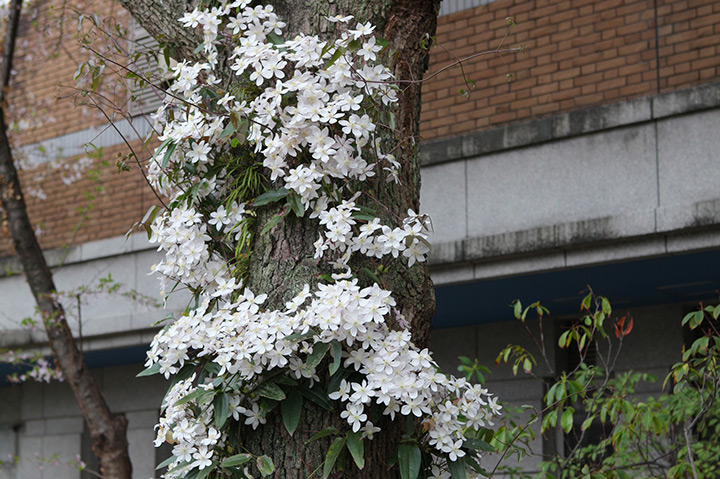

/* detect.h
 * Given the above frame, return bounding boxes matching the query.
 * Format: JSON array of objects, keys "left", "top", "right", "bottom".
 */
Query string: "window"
[{"left": 127, "top": 21, "right": 173, "bottom": 117}]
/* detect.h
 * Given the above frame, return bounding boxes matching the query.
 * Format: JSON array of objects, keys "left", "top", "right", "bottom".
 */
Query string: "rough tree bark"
[
  {"left": 119, "top": 0, "right": 440, "bottom": 476},
  {"left": 0, "top": 1, "right": 132, "bottom": 477}
]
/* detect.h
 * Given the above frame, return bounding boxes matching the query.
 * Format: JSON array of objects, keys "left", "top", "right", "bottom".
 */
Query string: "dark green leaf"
[
  {"left": 137, "top": 362, "right": 161, "bottom": 377},
  {"left": 329, "top": 340, "right": 343, "bottom": 376},
  {"left": 306, "top": 342, "right": 330, "bottom": 373},
  {"left": 260, "top": 209, "right": 289, "bottom": 235},
  {"left": 323, "top": 437, "right": 347, "bottom": 478},
  {"left": 463, "top": 438, "right": 494, "bottom": 453},
  {"left": 287, "top": 193, "right": 305, "bottom": 217},
  {"left": 361, "top": 267, "right": 380, "bottom": 285},
  {"left": 284, "top": 331, "right": 314, "bottom": 342},
  {"left": 267, "top": 32, "right": 284, "bottom": 45},
  {"left": 155, "top": 455, "right": 176, "bottom": 470},
  {"left": 214, "top": 392, "right": 229, "bottom": 429},
  {"left": 398, "top": 443, "right": 421, "bottom": 479},
  {"left": 175, "top": 388, "right": 212, "bottom": 406},
  {"left": 300, "top": 384, "right": 333, "bottom": 411},
  {"left": 281, "top": 390, "right": 303, "bottom": 436},
  {"left": 161, "top": 142, "right": 177, "bottom": 169},
  {"left": 257, "top": 382, "right": 286, "bottom": 401},
  {"left": 351, "top": 213, "right": 376, "bottom": 222},
  {"left": 346, "top": 431, "right": 364, "bottom": 469},
  {"left": 448, "top": 458, "right": 467, "bottom": 479},
  {"left": 325, "top": 47, "right": 345, "bottom": 68},
  {"left": 308, "top": 427, "right": 339, "bottom": 443},
  {"left": 254, "top": 188, "right": 289, "bottom": 207}
]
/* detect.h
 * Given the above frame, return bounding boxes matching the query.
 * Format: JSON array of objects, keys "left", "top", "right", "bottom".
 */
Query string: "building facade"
[{"left": 1, "top": 0, "right": 720, "bottom": 476}]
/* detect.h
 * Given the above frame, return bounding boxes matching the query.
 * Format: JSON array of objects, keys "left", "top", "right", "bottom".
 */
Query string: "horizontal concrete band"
[
  {"left": 420, "top": 81, "right": 720, "bottom": 166},
  {"left": 429, "top": 197, "right": 720, "bottom": 283},
  {"left": 0, "top": 232, "right": 154, "bottom": 276}
]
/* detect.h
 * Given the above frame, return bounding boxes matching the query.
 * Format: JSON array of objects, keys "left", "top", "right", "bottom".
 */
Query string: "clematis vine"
[{"left": 139, "top": 1, "right": 501, "bottom": 478}]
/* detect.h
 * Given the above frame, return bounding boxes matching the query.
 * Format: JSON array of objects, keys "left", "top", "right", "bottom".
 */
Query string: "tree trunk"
[
  {"left": 119, "top": 0, "right": 440, "bottom": 476},
  {"left": 0, "top": 1, "right": 132, "bottom": 477}
]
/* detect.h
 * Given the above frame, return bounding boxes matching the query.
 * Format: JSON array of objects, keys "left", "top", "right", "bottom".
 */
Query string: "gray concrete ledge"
[
  {"left": 0, "top": 232, "right": 153, "bottom": 277},
  {"left": 429, "top": 196, "right": 720, "bottom": 282},
  {"left": 420, "top": 81, "right": 720, "bottom": 166}
]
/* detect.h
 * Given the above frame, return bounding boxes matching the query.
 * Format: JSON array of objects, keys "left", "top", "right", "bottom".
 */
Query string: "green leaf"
[
  {"left": 448, "top": 458, "right": 467, "bottom": 479},
  {"left": 323, "top": 437, "right": 347, "bottom": 478},
  {"left": 601, "top": 297, "right": 611, "bottom": 315},
  {"left": 155, "top": 455, "right": 177, "bottom": 470},
  {"left": 281, "top": 390, "right": 303, "bottom": 436},
  {"left": 325, "top": 47, "right": 345, "bottom": 68},
  {"left": 174, "top": 388, "right": 212, "bottom": 406},
  {"left": 308, "top": 427, "right": 339, "bottom": 443},
  {"left": 306, "top": 342, "right": 331, "bottom": 373},
  {"left": 137, "top": 362, "right": 161, "bottom": 377},
  {"left": 161, "top": 141, "right": 177, "bottom": 169},
  {"left": 329, "top": 340, "right": 343, "bottom": 376},
  {"left": 300, "top": 384, "right": 333, "bottom": 411},
  {"left": 561, "top": 407, "right": 574, "bottom": 434},
  {"left": 257, "top": 456, "right": 275, "bottom": 477},
  {"left": 361, "top": 267, "right": 380, "bottom": 285},
  {"left": 398, "top": 443, "right": 421, "bottom": 479},
  {"left": 221, "top": 453, "right": 252, "bottom": 468},
  {"left": 351, "top": 213, "right": 376, "bottom": 222},
  {"left": 254, "top": 188, "right": 289, "bottom": 207},
  {"left": 513, "top": 300, "right": 522, "bottom": 319},
  {"left": 257, "top": 382, "right": 286, "bottom": 401},
  {"left": 581, "top": 293, "right": 592, "bottom": 311},
  {"left": 267, "top": 32, "right": 284, "bottom": 45},
  {"left": 287, "top": 193, "right": 305, "bottom": 217},
  {"left": 196, "top": 465, "right": 214, "bottom": 479},
  {"left": 463, "top": 438, "right": 494, "bottom": 453},
  {"left": 260, "top": 209, "right": 289, "bottom": 235},
  {"left": 346, "top": 431, "right": 365, "bottom": 469},
  {"left": 284, "top": 331, "right": 314, "bottom": 342},
  {"left": 214, "top": 392, "right": 229, "bottom": 429}
]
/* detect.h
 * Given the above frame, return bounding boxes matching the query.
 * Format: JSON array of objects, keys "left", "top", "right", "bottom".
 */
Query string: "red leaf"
[
  {"left": 623, "top": 317, "right": 634, "bottom": 336},
  {"left": 614, "top": 316, "right": 625, "bottom": 339}
]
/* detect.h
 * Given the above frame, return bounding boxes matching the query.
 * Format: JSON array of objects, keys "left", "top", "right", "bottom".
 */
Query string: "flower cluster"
[
  {"left": 141, "top": 1, "right": 500, "bottom": 478},
  {"left": 1, "top": 349, "right": 63, "bottom": 383}
]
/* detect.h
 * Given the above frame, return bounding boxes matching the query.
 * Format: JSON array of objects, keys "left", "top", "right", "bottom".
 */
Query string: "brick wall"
[
  {"left": 0, "top": 139, "right": 156, "bottom": 255},
  {"left": 420, "top": 0, "right": 720, "bottom": 140},
  {"left": 0, "top": 0, "right": 153, "bottom": 258},
  {"left": 9, "top": 0, "right": 130, "bottom": 147}
]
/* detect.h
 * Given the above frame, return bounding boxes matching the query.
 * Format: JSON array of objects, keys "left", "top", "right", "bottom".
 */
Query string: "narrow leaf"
[
  {"left": 308, "top": 427, "right": 339, "bottom": 443},
  {"left": 257, "top": 382, "right": 286, "bottom": 401},
  {"left": 155, "top": 455, "right": 177, "bottom": 470},
  {"left": 300, "top": 384, "right": 333, "bottom": 411},
  {"left": 214, "top": 392, "right": 229, "bottom": 429},
  {"left": 260, "top": 209, "right": 288, "bottom": 235},
  {"left": 398, "top": 443, "right": 421, "bottom": 479},
  {"left": 306, "top": 342, "right": 330, "bottom": 373},
  {"left": 222, "top": 453, "right": 252, "bottom": 468},
  {"left": 346, "top": 432, "right": 365, "bottom": 469},
  {"left": 253, "top": 188, "right": 289, "bottom": 206},
  {"left": 448, "top": 458, "right": 467, "bottom": 479},
  {"left": 323, "top": 437, "right": 347, "bottom": 478},
  {"left": 329, "top": 340, "right": 342, "bottom": 376},
  {"left": 281, "top": 390, "right": 303, "bottom": 436},
  {"left": 287, "top": 193, "right": 305, "bottom": 217},
  {"left": 137, "top": 362, "right": 161, "bottom": 377}
]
